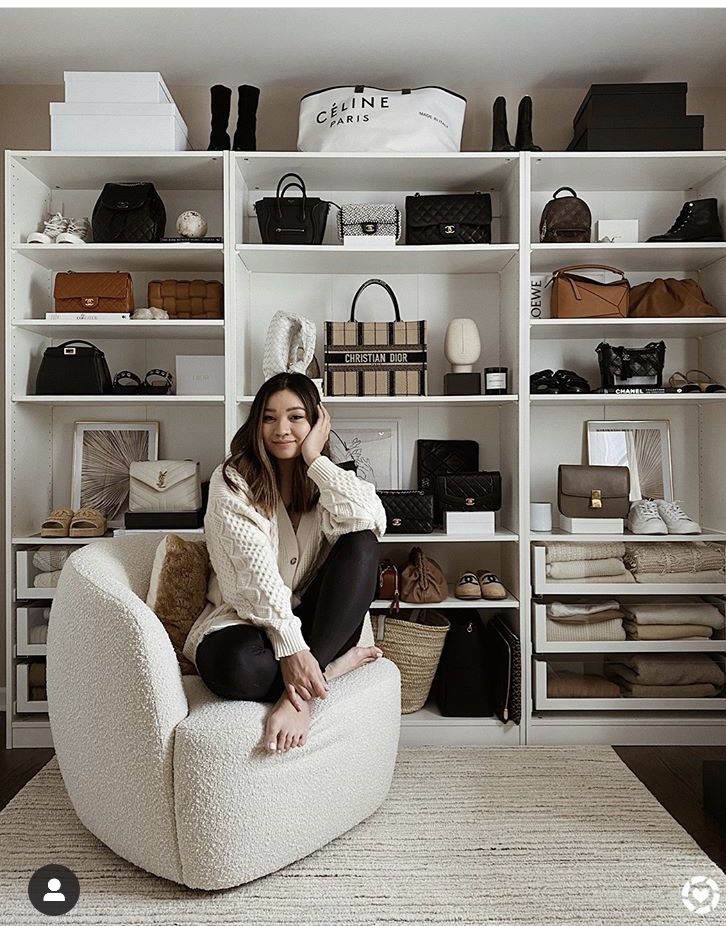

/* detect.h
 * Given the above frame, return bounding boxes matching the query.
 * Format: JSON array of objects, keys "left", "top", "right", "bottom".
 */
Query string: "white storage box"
[
  {"left": 596, "top": 220, "right": 639, "bottom": 243},
  {"left": 64, "top": 71, "right": 175, "bottom": 104},
  {"left": 175, "top": 355, "right": 225, "bottom": 395},
  {"left": 50, "top": 102, "right": 190, "bottom": 152},
  {"left": 16, "top": 662, "right": 48, "bottom": 713},
  {"left": 560, "top": 515, "right": 624, "bottom": 534},
  {"left": 16, "top": 549, "right": 57, "bottom": 600},
  {"left": 444, "top": 511, "right": 496, "bottom": 534},
  {"left": 16, "top": 605, "right": 52, "bottom": 656},
  {"left": 343, "top": 236, "right": 398, "bottom": 249}
]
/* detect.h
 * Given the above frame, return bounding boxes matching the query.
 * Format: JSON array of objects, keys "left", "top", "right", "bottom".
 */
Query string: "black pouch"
[
  {"left": 35, "top": 340, "right": 112, "bottom": 395},
  {"left": 405, "top": 192, "right": 492, "bottom": 245}
]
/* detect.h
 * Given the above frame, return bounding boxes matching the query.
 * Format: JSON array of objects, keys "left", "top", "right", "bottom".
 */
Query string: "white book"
[{"left": 45, "top": 312, "right": 131, "bottom": 321}]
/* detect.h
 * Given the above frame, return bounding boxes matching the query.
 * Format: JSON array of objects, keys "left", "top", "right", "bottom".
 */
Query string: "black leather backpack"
[{"left": 92, "top": 182, "right": 166, "bottom": 243}]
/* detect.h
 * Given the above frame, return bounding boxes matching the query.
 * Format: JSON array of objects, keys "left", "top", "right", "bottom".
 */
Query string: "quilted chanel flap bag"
[
  {"left": 147, "top": 279, "right": 223, "bottom": 319},
  {"left": 416, "top": 439, "right": 479, "bottom": 523},
  {"left": 54, "top": 271, "right": 135, "bottom": 314},
  {"left": 377, "top": 490, "right": 434, "bottom": 534},
  {"left": 128, "top": 460, "right": 202, "bottom": 512},
  {"left": 405, "top": 192, "right": 492, "bottom": 245},
  {"left": 436, "top": 471, "right": 502, "bottom": 512},
  {"left": 92, "top": 182, "right": 166, "bottom": 243},
  {"left": 549, "top": 265, "right": 630, "bottom": 319},
  {"left": 596, "top": 341, "right": 666, "bottom": 388},
  {"left": 337, "top": 203, "right": 401, "bottom": 240},
  {"left": 557, "top": 464, "right": 630, "bottom": 519}
]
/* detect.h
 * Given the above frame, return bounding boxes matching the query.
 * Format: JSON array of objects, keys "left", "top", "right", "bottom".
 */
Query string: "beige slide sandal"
[
  {"left": 69, "top": 507, "right": 107, "bottom": 538},
  {"left": 40, "top": 507, "right": 75, "bottom": 538}
]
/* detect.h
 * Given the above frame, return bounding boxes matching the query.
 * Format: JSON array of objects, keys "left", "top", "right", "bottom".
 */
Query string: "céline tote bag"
[{"left": 298, "top": 85, "right": 466, "bottom": 153}]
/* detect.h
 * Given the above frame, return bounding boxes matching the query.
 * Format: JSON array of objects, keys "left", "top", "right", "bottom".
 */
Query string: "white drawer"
[
  {"left": 533, "top": 656, "right": 726, "bottom": 711},
  {"left": 532, "top": 599, "right": 726, "bottom": 654},
  {"left": 16, "top": 605, "right": 51, "bottom": 655},
  {"left": 16, "top": 549, "right": 59, "bottom": 599},
  {"left": 531, "top": 544, "right": 726, "bottom": 597},
  {"left": 16, "top": 661, "right": 48, "bottom": 713}
]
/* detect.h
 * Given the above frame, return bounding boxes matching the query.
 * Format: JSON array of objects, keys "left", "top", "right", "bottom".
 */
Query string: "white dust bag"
[
  {"left": 262, "top": 311, "right": 317, "bottom": 381},
  {"left": 297, "top": 85, "right": 466, "bottom": 153}
]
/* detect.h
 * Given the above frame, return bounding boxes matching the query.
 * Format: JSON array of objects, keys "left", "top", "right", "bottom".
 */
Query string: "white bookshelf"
[{"left": 5, "top": 149, "right": 726, "bottom": 749}]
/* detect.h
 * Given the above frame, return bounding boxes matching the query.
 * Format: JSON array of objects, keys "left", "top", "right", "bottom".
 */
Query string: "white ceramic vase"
[{"left": 444, "top": 318, "right": 481, "bottom": 372}]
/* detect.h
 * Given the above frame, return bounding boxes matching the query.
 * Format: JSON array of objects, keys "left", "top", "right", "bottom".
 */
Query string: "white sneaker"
[
  {"left": 627, "top": 499, "right": 668, "bottom": 535},
  {"left": 655, "top": 499, "right": 701, "bottom": 534},
  {"left": 26, "top": 212, "right": 68, "bottom": 244},
  {"left": 56, "top": 216, "right": 90, "bottom": 244}
]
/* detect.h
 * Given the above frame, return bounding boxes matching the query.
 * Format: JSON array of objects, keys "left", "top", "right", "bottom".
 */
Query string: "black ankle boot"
[
  {"left": 207, "top": 85, "right": 231, "bottom": 151},
  {"left": 514, "top": 96, "right": 542, "bottom": 152},
  {"left": 491, "top": 97, "right": 516, "bottom": 152},
  {"left": 232, "top": 85, "right": 260, "bottom": 151},
  {"left": 647, "top": 198, "right": 723, "bottom": 242}
]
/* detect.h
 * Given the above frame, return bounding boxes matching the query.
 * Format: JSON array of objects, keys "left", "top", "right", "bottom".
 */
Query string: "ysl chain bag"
[
  {"left": 557, "top": 464, "right": 631, "bottom": 519},
  {"left": 377, "top": 490, "right": 434, "bottom": 534},
  {"left": 405, "top": 192, "right": 492, "bottom": 245},
  {"left": 254, "top": 172, "right": 332, "bottom": 245},
  {"left": 92, "top": 182, "right": 166, "bottom": 243},
  {"left": 337, "top": 203, "right": 401, "bottom": 240},
  {"left": 128, "top": 460, "right": 202, "bottom": 512},
  {"left": 435, "top": 471, "right": 502, "bottom": 513},
  {"left": 596, "top": 341, "right": 666, "bottom": 388},
  {"left": 539, "top": 187, "right": 592, "bottom": 242}
]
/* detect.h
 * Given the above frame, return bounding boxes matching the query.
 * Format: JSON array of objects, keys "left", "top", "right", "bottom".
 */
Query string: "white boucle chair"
[{"left": 46, "top": 535, "right": 401, "bottom": 891}]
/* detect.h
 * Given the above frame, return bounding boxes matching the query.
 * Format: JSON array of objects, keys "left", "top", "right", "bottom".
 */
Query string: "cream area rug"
[{"left": 1, "top": 746, "right": 723, "bottom": 925}]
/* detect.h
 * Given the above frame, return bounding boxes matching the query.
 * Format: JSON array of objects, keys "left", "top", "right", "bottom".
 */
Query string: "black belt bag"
[
  {"left": 377, "top": 490, "right": 434, "bottom": 534},
  {"left": 35, "top": 339, "right": 113, "bottom": 395}
]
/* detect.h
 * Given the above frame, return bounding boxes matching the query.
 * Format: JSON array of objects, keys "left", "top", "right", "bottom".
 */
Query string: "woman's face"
[{"left": 261, "top": 389, "right": 312, "bottom": 461}]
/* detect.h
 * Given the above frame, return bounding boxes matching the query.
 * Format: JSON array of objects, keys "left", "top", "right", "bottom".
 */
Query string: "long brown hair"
[{"left": 221, "top": 372, "right": 330, "bottom": 519}]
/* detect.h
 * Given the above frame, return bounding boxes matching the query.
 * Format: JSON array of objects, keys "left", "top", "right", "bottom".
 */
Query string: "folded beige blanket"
[
  {"left": 28, "top": 661, "right": 46, "bottom": 687},
  {"left": 623, "top": 602, "right": 724, "bottom": 629},
  {"left": 551, "top": 572, "right": 636, "bottom": 584},
  {"left": 605, "top": 653, "right": 725, "bottom": 687},
  {"left": 33, "top": 545, "right": 74, "bottom": 573},
  {"left": 33, "top": 570, "right": 61, "bottom": 588},
  {"left": 546, "top": 542, "right": 625, "bottom": 565},
  {"left": 28, "top": 624, "right": 49, "bottom": 644},
  {"left": 547, "top": 558, "right": 628, "bottom": 579},
  {"left": 625, "top": 542, "right": 725, "bottom": 575},
  {"left": 548, "top": 599, "right": 620, "bottom": 617},
  {"left": 547, "top": 669, "right": 621, "bottom": 698},
  {"left": 624, "top": 621, "right": 713, "bottom": 640},
  {"left": 634, "top": 570, "right": 725, "bottom": 584},
  {"left": 547, "top": 617, "right": 626, "bottom": 642},
  {"left": 547, "top": 608, "right": 624, "bottom": 625},
  {"left": 610, "top": 679, "right": 720, "bottom": 699}
]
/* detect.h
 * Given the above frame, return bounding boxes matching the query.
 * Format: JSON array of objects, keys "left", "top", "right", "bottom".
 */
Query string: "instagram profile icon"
[{"left": 682, "top": 876, "right": 720, "bottom": 915}]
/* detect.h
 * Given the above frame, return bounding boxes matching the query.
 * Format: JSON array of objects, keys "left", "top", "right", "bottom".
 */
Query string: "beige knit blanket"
[
  {"left": 547, "top": 669, "right": 620, "bottom": 698},
  {"left": 33, "top": 545, "right": 75, "bottom": 573},
  {"left": 33, "top": 570, "right": 62, "bottom": 588},
  {"left": 548, "top": 599, "right": 620, "bottom": 618},
  {"left": 546, "top": 558, "right": 628, "bottom": 579},
  {"left": 546, "top": 617, "right": 626, "bottom": 642},
  {"left": 546, "top": 542, "right": 625, "bottom": 564},
  {"left": 624, "top": 541, "right": 726, "bottom": 575},
  {"left": 547, "top": 607, "right": 624, "bottom": 625},
  {"left": 612, "top": 680, "right": 721, "bottom": 698},
  {"left": 551, "top": 572, "right": 636, "bottom": 584},
  {"left": 604, "top": 654, "right": 725, "bottom": 687},
  {"left": 623, "top": 602, "right": 724, "bottom": 629},
  {"left": 624, "top": 621, "right": 713, "bottom": 640},
  {"left": 634, "top": 570, "right": 725, "bottom": 584}
]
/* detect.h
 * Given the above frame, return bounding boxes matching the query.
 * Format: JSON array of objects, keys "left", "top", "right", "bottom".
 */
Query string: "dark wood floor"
[{"left": 0, "top": 714, "right": 723, "bottom": 870}]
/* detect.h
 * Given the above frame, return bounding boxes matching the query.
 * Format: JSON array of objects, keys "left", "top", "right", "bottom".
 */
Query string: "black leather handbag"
[
  {"left": 436, "top": 471, "right": 502, "bottom": 513},
  {"left": 405, "top": 192, "right": 492, "bottom": 245},
  {"left": 377, "top": 490, "right": 434, "bottom": 534},
  {"left": 254, "top": 172, "right": 331, "bottom": 244},
  {"left": 486, "top": 616, "right": 521, "bottom": 725},
  {"left": 432, "top": 612, "right": 494, "bottom": 717},
  {"left": 35, "top": 340, "right": 113, "bottom": 395},
  {"left": 595, "top": 340, "right": 666, "bottom": 389},
  {"left": 416, "top": 439, "right": 479, "bottom": 524},
  {"left": 92, "top": 182, "right": 166, "bottom": 243}
]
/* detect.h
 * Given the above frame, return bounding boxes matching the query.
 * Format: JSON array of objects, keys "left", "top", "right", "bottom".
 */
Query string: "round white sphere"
[{"left": 176, "top": 210, "right": 208, "bottom": 239}]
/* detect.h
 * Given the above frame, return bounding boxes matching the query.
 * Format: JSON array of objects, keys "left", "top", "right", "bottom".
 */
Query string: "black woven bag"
[
  {"left": 405, "top": 192, "right": 492, "bottom": 245},
  {"left": 377, "top": 490, "right": 434, "bottom": 534},
  {"left": 92, "top": 182, "right": 166, "bottom": 243},
  {"left": 596, "top": 341, "right": 666, "bottom": 389}
]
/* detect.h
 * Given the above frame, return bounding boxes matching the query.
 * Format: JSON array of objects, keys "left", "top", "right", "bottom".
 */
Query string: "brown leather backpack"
[{"left": 539, "top": 187, "right": 592, "bottom": 243}]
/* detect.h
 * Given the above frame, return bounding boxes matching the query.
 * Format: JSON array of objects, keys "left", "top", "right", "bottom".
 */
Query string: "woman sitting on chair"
[{"left": 183, "top": 372, "right": 387, "bottom": 755}]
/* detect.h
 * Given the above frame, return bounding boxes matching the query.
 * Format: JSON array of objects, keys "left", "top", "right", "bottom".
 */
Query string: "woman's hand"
[
  {"left": 301, "top": 402, "right": 331, "bottom": 466},
  {"left": 280, "top": 649, "right": 330, "bottom": 710}
]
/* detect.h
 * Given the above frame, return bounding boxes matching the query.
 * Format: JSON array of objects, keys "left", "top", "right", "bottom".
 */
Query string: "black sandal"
[
  {"left": 113, "top": 371, "right": 142, "bottom": 394},
  {"left": 142, "top": 369, "right": 174, "bottom": 395},
  {"left": 530, "top": 369, "right": 560, "bottom": 393},
  {"left": 553, "top": 369, "right": 591, "bottom": 393}
]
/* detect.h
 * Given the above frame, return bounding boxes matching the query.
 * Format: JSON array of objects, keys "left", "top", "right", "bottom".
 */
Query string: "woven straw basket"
[{"left": 373, "top": 609, "right": 450, "bottom": 713}]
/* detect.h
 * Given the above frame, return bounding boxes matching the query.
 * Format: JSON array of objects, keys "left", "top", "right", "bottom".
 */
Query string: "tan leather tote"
[{"left": 549, "top": 264, "right": 630, "bottom": 318}]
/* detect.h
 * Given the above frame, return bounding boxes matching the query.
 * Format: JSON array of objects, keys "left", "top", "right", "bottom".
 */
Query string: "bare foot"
[
  {"left": 263, "top": 692, "right": 311, "bottom": 754},
  {"left": 324, "top": 645, "right": 383, "bottom": 682}
]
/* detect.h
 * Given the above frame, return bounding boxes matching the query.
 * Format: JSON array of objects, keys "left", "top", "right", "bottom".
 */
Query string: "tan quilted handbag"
[
  {"left": 147, "top": 279, "right": 223, "bottom": 319},
  {"left": 54, "top": 271, "right": 134, "bottom": 313}
]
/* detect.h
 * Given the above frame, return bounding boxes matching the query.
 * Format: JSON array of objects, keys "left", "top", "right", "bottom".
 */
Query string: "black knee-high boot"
[
  {"left": 232, "top": 84, "right": 260, "bottom": 151},
  {"left": 491, "top": 97, "right": 516, "bottom": 152},
  {"left": 514, "top": 95, "right": 543, "bottom": 152},
  {"left": 207, "top": 85, "right": 232, "bottom": 151}
]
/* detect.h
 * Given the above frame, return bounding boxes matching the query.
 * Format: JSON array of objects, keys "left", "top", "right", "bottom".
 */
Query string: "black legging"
[{"left": 196, "top": 529, "right": 380, "bottom": 702}]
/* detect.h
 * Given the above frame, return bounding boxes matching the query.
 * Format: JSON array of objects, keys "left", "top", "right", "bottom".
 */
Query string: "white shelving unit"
[{"left": 5, "top": 149, "right": 726, "bottom": 749}]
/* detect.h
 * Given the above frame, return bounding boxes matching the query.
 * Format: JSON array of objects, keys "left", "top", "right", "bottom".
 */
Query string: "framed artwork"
[
  {"left": 71, "top": 421, "right": 160, "bottom": 527},
  {"left": 586, "top": 419, "right": 673, "bottom": 502},
  {"left": 328, "top": 420, "right": 400, "bottom": 489}
]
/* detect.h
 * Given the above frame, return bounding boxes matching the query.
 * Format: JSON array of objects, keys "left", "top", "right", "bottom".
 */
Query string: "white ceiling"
[{"left": 1, "top": 7, "right": 726, "bottom": 88}]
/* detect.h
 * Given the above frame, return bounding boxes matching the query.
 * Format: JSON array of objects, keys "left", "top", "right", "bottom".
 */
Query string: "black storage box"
[
  {"left": 124, "top": 509, "right": 205, "bottom": 530},
  {"left": 568, "top": 82, "right": 704, "bottom": 151}
]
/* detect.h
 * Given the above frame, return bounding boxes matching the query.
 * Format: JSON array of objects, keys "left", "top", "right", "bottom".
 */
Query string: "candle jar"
[{"left": 484, "top": 367, "right": 508, "bottom": 395}]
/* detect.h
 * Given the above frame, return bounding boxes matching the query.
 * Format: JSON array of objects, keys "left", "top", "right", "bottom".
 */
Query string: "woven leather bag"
[
  {"left": 628, "top": 277, "right": 718, "bottom": 318},
  {"left": 539, "top": 187, "right": 592, "bottom": 242},
  {"left": 377, "top": 490, "right": 434, "bottom": 534},
  {"left": 53, "top": 271, "right": 134, "bottom": 313},
  {"left": 400, "top": 546, "right": 448, "bottom": 604},
  {"left": 435, "top": 471, "right": 502, "bottom": 513},
  {"left": 549, "top": 265, "right": 630, "bottom": 318},
  {"left": 596, "top": 340, "right": 666, "bottom": 388},
  {"left": 405, "top": 192, "right": 491, "bottom": 245},
  {"left": 147, "top": 280, "right": 223, "bottom": 319},
  {"left": 92, "top": 182, "right": 166, "bottom": 243}
]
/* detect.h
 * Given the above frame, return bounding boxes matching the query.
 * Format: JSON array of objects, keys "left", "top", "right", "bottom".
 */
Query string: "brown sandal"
[
  {"left": 40, "top": 507, "right": 75, "bottom": 537},
  {"left": 69, "top": 507, "right": 107, "bottom": 538}
]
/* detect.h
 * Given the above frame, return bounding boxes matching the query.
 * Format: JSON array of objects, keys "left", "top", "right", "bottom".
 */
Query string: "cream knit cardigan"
[{"left": 183, "top": 454, "right": 387, "bottom": 666}]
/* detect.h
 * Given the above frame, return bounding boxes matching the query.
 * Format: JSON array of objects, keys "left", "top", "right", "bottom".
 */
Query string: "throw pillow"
[{"left": 146, "top": 534, "right": 210, "bottom": 675}]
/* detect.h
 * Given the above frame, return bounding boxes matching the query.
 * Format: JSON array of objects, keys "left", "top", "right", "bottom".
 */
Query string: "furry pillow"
[{"left": 146, "top": 534, "right": 210, "bottom": 675}]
